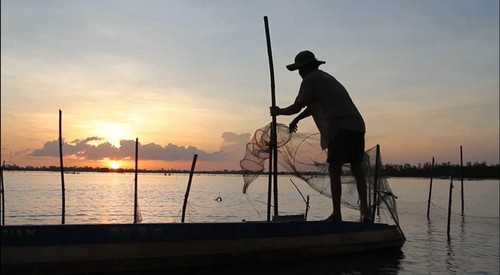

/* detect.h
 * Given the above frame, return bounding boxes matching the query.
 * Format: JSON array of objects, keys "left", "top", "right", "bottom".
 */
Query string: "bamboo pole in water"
[
  {"left": 426, "top": 157, "right": 435, "bottom": 220},
  {"left": 133, "top": 138, "right": 139, "bottom": 224},
  {"left": 460, "top": 146, "right": 464, "bottom": 216},
  {"left": 447, "top": 172, "right": 454, "bottom": 240},
  {"left": 264, "top": 16, "right": 279, "bottom": 220},
  {"left": 1, "top": 161, "right": 5, "bottom": 225},
  {"left": 371, "top": 144, "right": 380, "bottom": 222},
  {"left": 181, "top": 154, "right": 198, "bottom": 223},
  {"left": 305, "top": 195, "right": 310, "bottom": 220},
  {"left": 59, "top": 110, "right": 66, "bottom": 225}
]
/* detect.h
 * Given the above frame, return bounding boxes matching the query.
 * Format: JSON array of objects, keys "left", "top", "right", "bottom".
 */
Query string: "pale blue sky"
[{"left": 1, "top": 0, "right": 499, "bottom": 169}]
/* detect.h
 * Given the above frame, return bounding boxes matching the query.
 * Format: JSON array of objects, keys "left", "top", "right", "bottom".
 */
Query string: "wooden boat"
[{"left": 1, "top": 220, "right": 404, "bottom": 273}]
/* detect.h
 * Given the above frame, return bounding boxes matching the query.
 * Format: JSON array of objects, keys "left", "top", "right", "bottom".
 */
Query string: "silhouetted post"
[
  {"left": 133, "top": 138, "right": 139, "bottom": 224},
  {"left": 305, "top": 195, "right": 310, "bottom": 220},
  {"left": 447, "top": 172, "right": 454, "bottom": 241},
  {"left": 371, "top": 145, "right": 380, "bottom": 222},
  {"left": 460, "top": 146, "right": 464, "bottom": 215},
  {"left": 426, "top": 157, "right": 435, "bottom": 220},
  {"left": 181, "top": 154, "right": 198, "bottom": 223},
  {"left": 264, "top": 16, "right": 279, "bottom": 220},
  {"left": 1, "top": 161, "right": 5, "bottom": 225},
  {"left": 59, "top": 110, "right": 66, "bottom": 225}
]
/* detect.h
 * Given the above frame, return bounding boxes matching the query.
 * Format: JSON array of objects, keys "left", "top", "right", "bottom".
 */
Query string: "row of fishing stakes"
[
  {"left": 57, "top": 110, "right": 200, "bottom": 225},
  {"left": 0, "top": 112, "right": 197, "bottom": 225},
  {"left": 7, "top": 109, "right": 467, "bottom": 226},
  {"left": 426, "top": 146, "right": 466, "bottom": 241}
]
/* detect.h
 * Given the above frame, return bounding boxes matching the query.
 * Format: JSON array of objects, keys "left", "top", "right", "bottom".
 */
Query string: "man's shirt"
[{"left": 294, "top": 69, "right": 365, "bottom": 149}]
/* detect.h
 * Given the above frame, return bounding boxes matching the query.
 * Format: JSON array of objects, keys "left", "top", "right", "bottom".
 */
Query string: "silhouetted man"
[{"left": 270, "top": 50, "right": 370, "bottom": 222}]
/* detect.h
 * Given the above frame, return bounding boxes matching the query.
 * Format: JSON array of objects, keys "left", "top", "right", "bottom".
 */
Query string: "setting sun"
[{"left": 111, "top": 161, "right": 121, "bottom": 169}]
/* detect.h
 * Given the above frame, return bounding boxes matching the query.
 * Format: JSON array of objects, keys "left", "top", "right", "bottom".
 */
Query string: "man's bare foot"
[{"left": 359, "top": 213, "right": 372, "bottom": 223}]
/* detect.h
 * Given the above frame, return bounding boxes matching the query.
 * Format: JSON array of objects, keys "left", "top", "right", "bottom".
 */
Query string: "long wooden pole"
[
  {"left": 371, "top": 144, "right": 380, "bottom": 222},
  {"left": 181, "top": 154, "right": 198, "bottom": 223},
  {"left": 264, "top": 16, "right": 279, "bottom": 220},
  {"left": 133, "top": 138, "right": 139, "bottom": 223},
  {"left": 1, "top": 161, "right": 5, "bottom": 225},
  {"left": 266, "top": 148, "right": 273, "bottom": 221},
  {"left": 447, "top": 172, "right": 454, "bottom": 241},
  {"left": 426, "top": 157, "right": 435, "bottom": 220},
  {"left": 460, "top": 146, "right": 464, "bottom": 215},
  {"left": 59, "top": 110, "right": 66, "bottom": 225}
]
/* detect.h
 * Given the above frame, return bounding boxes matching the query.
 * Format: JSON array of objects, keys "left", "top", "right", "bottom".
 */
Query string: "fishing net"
[{"left": 240, "top": 123, "right": 400, "bottom": 226}]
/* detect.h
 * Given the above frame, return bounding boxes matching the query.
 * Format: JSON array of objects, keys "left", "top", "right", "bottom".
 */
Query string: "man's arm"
[
  {"left": 289, "top": 107, "right": 311, "bottom": 133},
  {"left": 270, "top": 102, "right": 302, "bottom": 116}
]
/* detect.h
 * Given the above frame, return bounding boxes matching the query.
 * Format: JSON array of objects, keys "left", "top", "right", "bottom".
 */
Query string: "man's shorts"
[{"left": 327, "top": 130, "right": 365, "bottom": 164}]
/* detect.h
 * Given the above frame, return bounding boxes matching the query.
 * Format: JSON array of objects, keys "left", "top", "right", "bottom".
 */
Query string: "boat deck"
[{"left": 1, "top": 221, "right": 405, "bottom": 273}]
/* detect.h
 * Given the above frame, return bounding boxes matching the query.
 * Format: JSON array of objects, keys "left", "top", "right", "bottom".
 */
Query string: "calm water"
[{"left": 1, "top": 171, "right": 499, "bottom": 274}]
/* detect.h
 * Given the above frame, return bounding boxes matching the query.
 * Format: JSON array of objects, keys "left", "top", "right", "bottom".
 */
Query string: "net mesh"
[{"left": 240, "top": 123, "right": 400, "bottom": 226}]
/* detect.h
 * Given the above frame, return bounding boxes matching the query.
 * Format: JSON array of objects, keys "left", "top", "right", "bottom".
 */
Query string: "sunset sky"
[{"left": 1, "top": 0, "right": 499, "bottom": 171}]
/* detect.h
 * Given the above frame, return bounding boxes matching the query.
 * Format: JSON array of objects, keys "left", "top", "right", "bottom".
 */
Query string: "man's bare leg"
[
  {"left": 351, "top": 161, "right": 370, "bottom": 221},
  {"left": 327, "top": 162, "right": 343, "bottom": 221}
]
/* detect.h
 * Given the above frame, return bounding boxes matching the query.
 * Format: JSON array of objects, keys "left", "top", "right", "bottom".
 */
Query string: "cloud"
[
  {"left": 28, "top": 132, "right": 252, "bottom": 164},
  {"left": 29, "top": 140, "right": 61, "bottom": 157},
  {"left": 218, "top": 132, "right": 252, "bottom": 160},
  {"left": 71, "top": 137, "right": 103, "bottom": 144}
]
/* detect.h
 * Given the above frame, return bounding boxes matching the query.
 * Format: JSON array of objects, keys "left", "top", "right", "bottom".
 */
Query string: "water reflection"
[
  {"left": 446, "top": 239, "right": 456, "bottom": 273},
  {"left": 459, "top": 215, "right": 466, "bottom": 241},
  {"left": 426, "top": 219, "right": 434, "bottom": 235},
  {"left": 125, "top": 249, "right": 404, "bottom": 275}
]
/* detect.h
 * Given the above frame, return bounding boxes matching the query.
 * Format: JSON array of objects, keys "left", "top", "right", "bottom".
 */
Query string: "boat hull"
[{"left": 1, "top": 221, "right": 404, "bottom": 273}]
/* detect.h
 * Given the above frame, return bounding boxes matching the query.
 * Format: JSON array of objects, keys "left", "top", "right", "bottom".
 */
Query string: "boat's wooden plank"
[
  {"left": 2, "top": 227, "right": 403, "bottom": 264},
  {"left": 1, "top": 221, "right": 395, "bottom": 246}
]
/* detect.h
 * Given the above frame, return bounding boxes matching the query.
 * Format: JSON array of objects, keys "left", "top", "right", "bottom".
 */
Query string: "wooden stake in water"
[
  {"left": 371, "top": 144, "right": 380, "bottom": 222},
  {"left": 133, "top": 138, "right": 139, "bottom": 224},
  {"left": 426, "top": 157, "right": 435, "bottom": 220},
  {"left": 447, "top": 172, "right": 454, "bottom": 240},
  {"left": 0, "top": 161, "right": 5, "bottom": 225},
  {"left": 305, "top": 195, "right": 310, "bottom": 220},
  {"left": 181, "top": 154, "right": 198, "bottom": 223},
  {"left": 59, "top": 110, "right": 66, "bottom": 225},
  {"left": 264, "top": 16, "right": 279, "bottom": 220},
  {"left": 460, "top": 146, "right": 464, "bottom": 216}
]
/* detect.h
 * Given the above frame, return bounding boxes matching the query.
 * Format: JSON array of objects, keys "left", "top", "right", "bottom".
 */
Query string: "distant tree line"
[
  {"left": 2, "top": 162, "right": 499, "bottom": 179},
  {"left": 0, "top": 165, "right": 243, "bottom": 175},
  {"left": 382, "top": 161, "right": 499, "bottom": 179}
]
